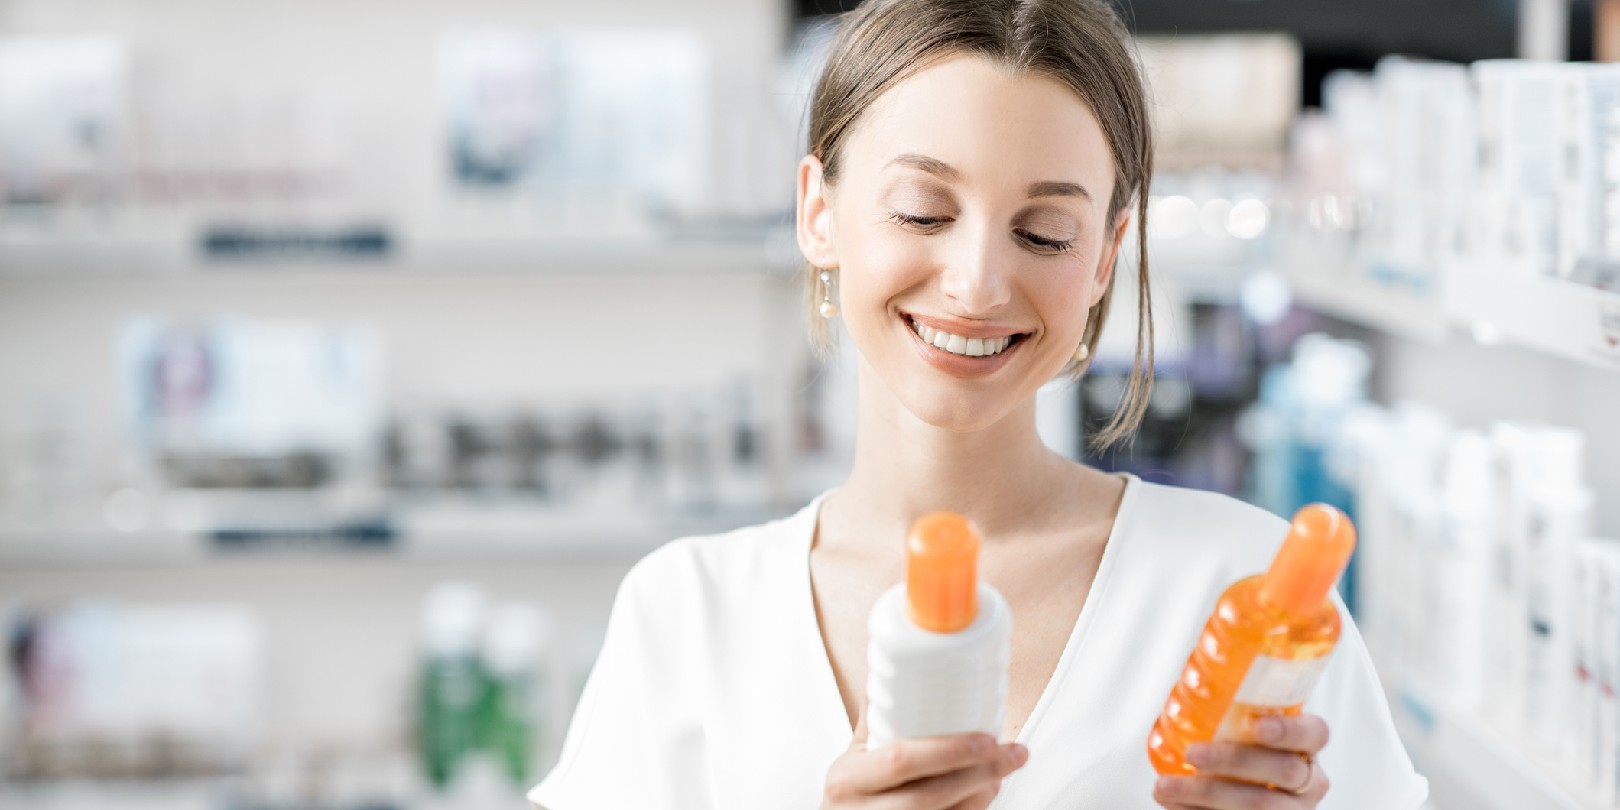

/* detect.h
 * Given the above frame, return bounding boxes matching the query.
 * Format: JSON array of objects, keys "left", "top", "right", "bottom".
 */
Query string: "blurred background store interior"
[{"left": 2, "top": 0, "right": 1620, "bottom": 808}]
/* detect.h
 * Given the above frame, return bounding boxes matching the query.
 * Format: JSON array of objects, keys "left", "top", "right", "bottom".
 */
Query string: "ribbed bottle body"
[
  {"left": 1148, "top": 575, "right": 1342, "bottom": 775},
  {"left": 866, "top": 583, "right": 1011, "bottom": 747}
]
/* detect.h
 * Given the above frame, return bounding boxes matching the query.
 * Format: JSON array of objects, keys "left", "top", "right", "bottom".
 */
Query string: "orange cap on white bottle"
[
  {"left": 906, "top": 512, "right": 981, "bottom": 633},
  {"left": 1259, "top": 503, "right": 1357, "bottom": 615}
]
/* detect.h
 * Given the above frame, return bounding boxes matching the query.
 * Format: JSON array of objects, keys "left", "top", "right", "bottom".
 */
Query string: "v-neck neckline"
[{"left": 795, "top": 474, "right": 1140, "bottom": 749}]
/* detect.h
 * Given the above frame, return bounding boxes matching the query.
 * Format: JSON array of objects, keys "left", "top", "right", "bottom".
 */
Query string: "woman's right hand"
[{"left": 820, "top": 709, "right": 1029, "bottom": 810}]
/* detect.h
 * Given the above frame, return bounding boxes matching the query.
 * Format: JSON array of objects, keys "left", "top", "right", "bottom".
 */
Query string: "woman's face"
[{"left": 798, "top": 53, "right": 1128, "bottom": 433}]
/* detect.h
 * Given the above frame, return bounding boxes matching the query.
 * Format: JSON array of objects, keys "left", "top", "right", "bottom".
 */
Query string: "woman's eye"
[
  {"left": 1017, "top": 229, "right": 1073, "bottom": 253},
  {"left": 889, "top": 211, "right": 950, "bottom": 229}
]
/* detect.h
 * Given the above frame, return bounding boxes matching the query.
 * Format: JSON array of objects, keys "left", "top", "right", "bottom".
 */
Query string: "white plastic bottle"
[
  {"left": 866, "top": 512, "right": 1010, "bottom": 747},
  {"left": 1433, "top": 430, "right": 1495, "bottom": 708},
  {"left": 1487, "top": 420, "right": 1541, "bottom": 727},
  {"left": 1572, "top": 540, "right": 1602, "bottom": 791},
  {"left": 1592, "top": 543, "right": 1620, "bottom": 805},
  {"left": 1524, "top": 427, "right": 1594, "bottom": 758}
]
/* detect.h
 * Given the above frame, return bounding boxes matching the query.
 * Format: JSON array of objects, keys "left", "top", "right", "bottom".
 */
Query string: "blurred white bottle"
[
  {"left": 1592, "top": 544, "right": 1620, "bottom": 804},
  {"left": 1488, "top": 421, "right": 1541, "bottom": 729},
  {"left": 1433, "top": 430, "right": 1495, "bottom": 708},
  {"left": 1388, "top": 404, "right": 1450, "bottom": 689},
  {"left": 1573, "top": 540, "right": 1604, "bottom": 791},
  {"left": 1524, "top": 428, "right": 1593, "bottom": 761}
]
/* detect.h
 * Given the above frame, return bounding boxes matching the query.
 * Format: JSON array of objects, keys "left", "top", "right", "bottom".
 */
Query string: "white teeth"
[{"left": 909, "top": 317, "right": 1016, "bottom": 358}]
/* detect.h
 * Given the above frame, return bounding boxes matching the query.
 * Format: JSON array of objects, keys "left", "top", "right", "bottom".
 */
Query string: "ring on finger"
[{"left": 1283, "top": 753, "right": 1314, "bottom": 796}]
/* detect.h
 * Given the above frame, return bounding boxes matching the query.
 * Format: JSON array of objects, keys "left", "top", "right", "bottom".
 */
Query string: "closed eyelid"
[
  {"left": 1015, "top": 210, "right": 1081, "bottom": 239},
  {"left": 881, "top": 180, "right": 957, "bottom": 210}
]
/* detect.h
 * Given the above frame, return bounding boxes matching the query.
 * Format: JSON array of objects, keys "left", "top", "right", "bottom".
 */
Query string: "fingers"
[
  {"left": 1185, "top": 742, "right": 1311, "bottom": 792},
  {"left": 828, "top": 733, "right": 1024, "bottom": 797},
  {"left": 1154, "top": 715, "right": 1334, "bottom": 810},
  {"left": 876, "top": 754, "right": 1016, "bottom": 810},
  {"left": 1250, "top": 714, "right": 1330, "bottom": 755},
  {"left": 945, "top": 782, "right": 1001, "bottom": 810},
  {"left": 1154, "top": 770, "right": 1327, "bottom": 810}
]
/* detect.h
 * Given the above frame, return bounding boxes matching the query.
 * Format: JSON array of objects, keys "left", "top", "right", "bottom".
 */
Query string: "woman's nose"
[{"left": 939, "top": 228, "right": 1013, "bottom": 315}]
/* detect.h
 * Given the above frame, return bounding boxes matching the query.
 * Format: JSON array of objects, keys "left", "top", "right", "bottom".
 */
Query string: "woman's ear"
[
  {"left": 797, "top": 155, "right": 838, "bottom": 268},
  {"left": 1090, "top": 209, "right": 1131, "bottom": 307}
]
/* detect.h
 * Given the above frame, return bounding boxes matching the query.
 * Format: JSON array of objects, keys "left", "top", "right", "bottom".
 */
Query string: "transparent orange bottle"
[{"left": 1147, "top": 504, "right": 1357, "bottom": 776}]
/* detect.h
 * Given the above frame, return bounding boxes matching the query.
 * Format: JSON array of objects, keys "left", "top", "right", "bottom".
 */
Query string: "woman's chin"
[{"left": 897, "top": 392, "right": 1013, "bottom": 435}]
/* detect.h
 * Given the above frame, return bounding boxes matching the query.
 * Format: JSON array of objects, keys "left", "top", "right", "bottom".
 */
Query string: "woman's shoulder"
[
  {"left": 616, "top": 498, "right": 820, "bottom": 608},
  {"left": 1118, "top": 477, "right": 1293, "bottom": 575}
]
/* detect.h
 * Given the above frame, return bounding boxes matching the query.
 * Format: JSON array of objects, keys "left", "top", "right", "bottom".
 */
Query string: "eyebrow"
[
  {"left": 885, "top": 153, "right": 1092, "bottom": 203},
  {"left": 1027, "top": 180, "right": 1092, "bottom": 203},
  {"left": 885, "top": 153, "right": 961, "bottom": 181}
]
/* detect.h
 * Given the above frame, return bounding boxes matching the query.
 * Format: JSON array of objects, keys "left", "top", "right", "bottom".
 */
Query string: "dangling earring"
[
  {"left": 1073, "top": 342, "right": 1090, "bottom": 363},
  {"left": 818, "top": 270, "right": 838, "bottom": 319}
]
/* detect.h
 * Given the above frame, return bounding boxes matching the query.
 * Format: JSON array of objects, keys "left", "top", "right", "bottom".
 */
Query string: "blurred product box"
[{"left": 4, "top": 602, "right": 261, "bottom": 780}]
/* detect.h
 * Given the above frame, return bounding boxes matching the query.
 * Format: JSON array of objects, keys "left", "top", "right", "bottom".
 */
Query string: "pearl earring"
[
  {"left": 818, "top": 270, "right": 838, "bottom": 319},
  {"left": 1073, "top": 342, "right": 1090, "bottom": 363}
]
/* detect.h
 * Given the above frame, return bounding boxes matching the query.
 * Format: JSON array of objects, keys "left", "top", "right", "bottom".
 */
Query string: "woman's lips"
[
  {"left": 904, "top": 312, "right": 1028, "bottom": 341},
  {"left": 902, "top": 313, "right": 1028, "bottom": 378}
]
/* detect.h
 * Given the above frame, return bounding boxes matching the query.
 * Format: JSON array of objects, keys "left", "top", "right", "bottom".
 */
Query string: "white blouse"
[{"left": 530, "top": 476, "right": 1429, "bottom": 809}]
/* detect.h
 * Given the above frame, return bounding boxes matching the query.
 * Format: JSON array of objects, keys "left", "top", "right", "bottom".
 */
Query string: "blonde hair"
[{"left": 802, "top": 0, "right": 1155, "bottom": 450}]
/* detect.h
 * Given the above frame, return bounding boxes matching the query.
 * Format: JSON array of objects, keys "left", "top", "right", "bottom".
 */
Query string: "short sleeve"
[
  {"left": 1309, "top": 599, "right": 1430, "bottom": 810},
  {"left": 528, "top": 546, "right": 716, "bottom": 810}
]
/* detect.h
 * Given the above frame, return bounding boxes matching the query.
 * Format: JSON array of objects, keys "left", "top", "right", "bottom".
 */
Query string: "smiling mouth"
[{"left": 907, "top": 316, "right": 1029, "bottom": 358}]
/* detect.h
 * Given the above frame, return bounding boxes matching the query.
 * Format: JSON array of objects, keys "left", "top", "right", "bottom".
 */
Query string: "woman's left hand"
[{"left": 1152, "top": 714, "right": 1331, "bottom": 809}]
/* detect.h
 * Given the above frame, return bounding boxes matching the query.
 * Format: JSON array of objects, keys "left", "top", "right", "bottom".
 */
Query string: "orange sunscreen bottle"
[
  {"left": 866, "top": 512, "right": 1011, "bottom": 748},
  {"left": 1147, "top": 503, "right": 1357, "bottom": 776}
]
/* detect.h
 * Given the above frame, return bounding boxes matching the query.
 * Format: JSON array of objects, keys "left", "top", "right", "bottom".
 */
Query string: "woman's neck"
[{"left": 826, "top": 372, "right": 1081, "bottom": 553}]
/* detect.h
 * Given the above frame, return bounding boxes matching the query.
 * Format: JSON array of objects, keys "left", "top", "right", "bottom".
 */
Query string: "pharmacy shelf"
[
  {"left": 0, "top": 501, "right": 790, "bottom": 569},
  {"left": 1276, "top": 252, "right": 1450, "bottom": 343},
  {"left": 1278, "top": 247, "right": 1620, "bottom": 373},
  {"left": 1391, "top": 685, "right": 1611, "bottom": 810},
  {"left": 399, "top": 233, "right": 794, "bottom": 276},
  {"left": 0, "top": 231, "right": 794, "bottom": 278},
  {"left": 1442, "top": 258, "right": 1620, "bottom": 373},
  {"left": 0, "top": 778, "right": 222, "bottom": 810}
]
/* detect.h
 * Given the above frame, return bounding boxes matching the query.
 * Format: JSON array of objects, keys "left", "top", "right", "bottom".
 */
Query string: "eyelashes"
[
  {"left": 888, "top": 211, "right": 949, "bottom": 229},
  {"left": 887, "top": 211, "right": 1074, "bottom": 254},
  {"left": 1015, "top": 229, "right": 1074, "bottom": 253}
]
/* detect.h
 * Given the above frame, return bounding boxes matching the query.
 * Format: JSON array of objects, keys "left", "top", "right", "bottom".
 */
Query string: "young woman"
[{"left": 530, "top": 1, "right": 1428, "bottom": 808}]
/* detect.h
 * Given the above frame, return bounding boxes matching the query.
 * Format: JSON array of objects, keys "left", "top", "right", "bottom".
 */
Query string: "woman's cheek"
[
  {"left": 848, "top": 231, "right": 938, "bottom": 301},
  {"left": 1039, "top": 261, "right": 1096, "bottom": 326}
]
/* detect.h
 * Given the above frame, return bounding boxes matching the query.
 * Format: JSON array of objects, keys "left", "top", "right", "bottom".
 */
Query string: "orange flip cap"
[
  {"left": 1260, "top": 503, "right": 1358, "bottom": 615},
  {"left": 906, "top": 512, "right": 981, "bottom": 632}
]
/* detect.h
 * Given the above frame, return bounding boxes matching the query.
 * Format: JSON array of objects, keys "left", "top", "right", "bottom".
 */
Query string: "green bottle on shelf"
[
  {"left": 479, "top": 602, "right": 549, "bottom": 786},
  {"left": 417, "top": 582, "right": 491, "bottom": 789}
]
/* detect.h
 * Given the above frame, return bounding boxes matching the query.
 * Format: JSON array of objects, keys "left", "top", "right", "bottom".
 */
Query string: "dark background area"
[{"left": 794, "top": 0, "right": 1594, "bottom": 107}]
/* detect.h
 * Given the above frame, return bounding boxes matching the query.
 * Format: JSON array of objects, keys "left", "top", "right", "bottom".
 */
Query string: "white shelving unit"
[
  {"left": 1281, "top": 243, "right": 1620, "bottom": 810},
  {"left": 0, "top": 500, "right": 794, "bottom": 568},
  {"left": 1392, "top": 686, "right": 1612, "bottom": 810},
  {"left": 1278, "top": 248, "right": 1620, "bottom": 373},
  {"left": 1278, "top": 256, "right": 1450, "bottom": 343},
  {"left": 1442, "top": 258, "right": 1620, "bottom": 373},
  {"left": 0, "top": 230, "right": 796, "bottom": 278}
]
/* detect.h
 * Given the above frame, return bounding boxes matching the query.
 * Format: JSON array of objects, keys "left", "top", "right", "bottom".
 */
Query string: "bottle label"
[{"left": 1216, "top": 654, "right": 1331, "bottom": 742}]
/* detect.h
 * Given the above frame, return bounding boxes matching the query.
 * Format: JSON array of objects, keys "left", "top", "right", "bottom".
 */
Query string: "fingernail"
[
  {"left": 1012, "top": 744, "right": 1029, "bottom": 765},
  {"left": 971, "top": 735, "right": 991, "bottom": 755},
  {"left": 1155, "top": 776, "right": 1181, "bottom": 797},
  {"left": 1257, "top": 718, "right": 1283, "bottom": 742},
  {"left": 1186, "top": 744, "right": 1210, "bottom": 766}
]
